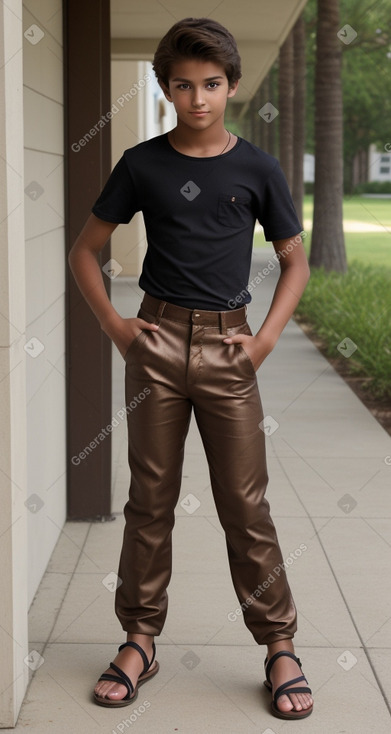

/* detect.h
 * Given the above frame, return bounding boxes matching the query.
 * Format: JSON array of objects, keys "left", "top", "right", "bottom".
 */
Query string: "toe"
[
  {"left": 301, "top": 693, "right": 313, "bottom": 709},
  {"left": 105, "top": 683, "right": 128, "bottom": 700},
  {"left": 275, "top": 694, "right": 294, "bottom": 712},
  {"left": 94, "top": 681, "right": 107, "bottom": 696},
  {"left": 94, "top": 681, "right": 111, "bottom": 697},
  {"left": 94, "top": 680, "right": 128, "bottom": 701},
  {"left": 287, "top": 693, "right": 302, "bottom": 711}
]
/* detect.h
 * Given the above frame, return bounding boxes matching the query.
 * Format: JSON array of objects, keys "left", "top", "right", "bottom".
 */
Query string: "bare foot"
[
  {"left": 266, "top": 640, "right": 313, "bottom": 715},
  {"left": 94, "top": 633, "right": 155, "bottom": 703}
]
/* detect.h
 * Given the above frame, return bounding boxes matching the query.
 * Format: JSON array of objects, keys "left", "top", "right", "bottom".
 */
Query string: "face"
[{"left": 162, "top": 58, "right": 239, "bottom": 130}]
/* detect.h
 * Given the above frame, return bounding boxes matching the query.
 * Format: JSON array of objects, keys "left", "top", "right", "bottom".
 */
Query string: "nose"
[{"left": 191, "top": 87, "right": 205, "bottom": 108}]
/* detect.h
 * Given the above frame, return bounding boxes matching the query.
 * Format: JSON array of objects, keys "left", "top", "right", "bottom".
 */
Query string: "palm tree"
[
  {"left": 278, "top": 32, "right": 294, "bottom": 190},
  {"left": 292, "top": 14, "right": 306, "bottom": 226},
  {"left": 310, "top": 0, "right": 347, "bottom": 271}
]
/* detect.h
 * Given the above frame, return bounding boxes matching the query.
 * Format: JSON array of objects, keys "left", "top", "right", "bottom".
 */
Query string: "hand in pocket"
[{"left": 104, "top": 316, "right": 159, "bottom": 359}]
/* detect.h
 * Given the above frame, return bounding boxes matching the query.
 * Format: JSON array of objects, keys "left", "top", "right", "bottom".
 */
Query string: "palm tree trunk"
[
  {"left": 292, "top": 15, "right": 306, "bottom": 226},
  {"left": 278, "top": 31, "right": 294, "bottom": 190},
  {"left": 268, "top": 68, "right": 277, "bottom": 157},
  {"left": 310, "top": 0, "right": 347, "bottom": 271},
  {"left": 258, "top": 76, "right": 268, "bottom": 152},
  {"left": 256, "top": 84, "right": 264, "bottom": 148}
]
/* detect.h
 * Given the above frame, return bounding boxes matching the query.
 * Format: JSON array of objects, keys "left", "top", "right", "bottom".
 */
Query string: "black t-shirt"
[{"left": 92, "top": 133, "right": 302, "bottom": 310}]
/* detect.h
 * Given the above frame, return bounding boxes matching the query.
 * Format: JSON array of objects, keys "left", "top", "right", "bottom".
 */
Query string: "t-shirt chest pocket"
[{"left": 217, "top": 194, "right": 252, "bottom": 229}]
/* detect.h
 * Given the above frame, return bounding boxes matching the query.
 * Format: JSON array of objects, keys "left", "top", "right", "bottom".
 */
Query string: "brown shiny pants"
[{"left": 115, "top": 293, "right": 297, "bottom": 645}]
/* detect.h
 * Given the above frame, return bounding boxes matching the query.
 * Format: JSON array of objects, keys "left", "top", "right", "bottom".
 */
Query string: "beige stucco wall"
[
  {"left": 0, "top": 2, "right": 29, "bottom": 725},
  {"left": 1, "top": 1, "right": 67, "bottom": 724},
  {"left": 23, "top": 0, "right": 66, "bottom": 605}
]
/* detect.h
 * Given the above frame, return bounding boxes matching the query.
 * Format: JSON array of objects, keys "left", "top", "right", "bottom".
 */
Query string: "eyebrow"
[{"left": 171, "top": 76, "right": 225, "bottom": 82}]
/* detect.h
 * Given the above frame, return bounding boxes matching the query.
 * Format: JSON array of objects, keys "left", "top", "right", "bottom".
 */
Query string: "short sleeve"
[
  {"left": 91, "top": 155, "right": 140, "bottom": 223},
  {"left": 258, "top": 161, "right": 302, "bottom": 241}
]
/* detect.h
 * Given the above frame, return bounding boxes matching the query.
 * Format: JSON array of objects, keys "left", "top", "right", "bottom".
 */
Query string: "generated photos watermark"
[
  {"left": 71, "top": 388, "right": 151, "bottom": 466},
  {"left": 227, "top": 544, "right": 308, "bottom": 621},
  {"left": 110, "top": 700, "right": 151, "bottom": 732},
  {"left": 71, "top": 74, "right": 151, "bottom": 153},
  {"left": 227, "top": 233, "right": 305, "bottom": 309}
]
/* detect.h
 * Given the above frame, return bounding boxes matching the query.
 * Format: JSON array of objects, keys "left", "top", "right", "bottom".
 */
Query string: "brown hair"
[{"left": 152, "top": 17, "right": 242, "bottom": 89}]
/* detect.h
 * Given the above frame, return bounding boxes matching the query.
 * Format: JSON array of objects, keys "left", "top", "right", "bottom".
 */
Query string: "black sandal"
[
  {"left": 263, "top": 650, "right": 313, "bottom": 719},
  {"left": 93, "top": 640, "right": 159, "bottom": 707}
]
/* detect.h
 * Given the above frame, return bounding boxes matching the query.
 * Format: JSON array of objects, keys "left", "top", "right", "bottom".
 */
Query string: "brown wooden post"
[{"left": 63, "top": 0, "right": 113, "bottom": 519}]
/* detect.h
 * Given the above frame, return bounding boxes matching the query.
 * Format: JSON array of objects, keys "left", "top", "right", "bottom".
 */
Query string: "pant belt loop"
[
  {"left": 155, "top": 300, "right": 166, "bottom": 324},
  {"left": 220, "top": 311, "right": 227, "bottom": 335}
]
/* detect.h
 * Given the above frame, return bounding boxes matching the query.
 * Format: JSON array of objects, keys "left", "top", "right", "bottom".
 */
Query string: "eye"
[
  {"left": 207, "top": 82, "right": 220, "bottom": 89},
  {"left": 177, "top": 83, "right": 190, "bottom": 90}
]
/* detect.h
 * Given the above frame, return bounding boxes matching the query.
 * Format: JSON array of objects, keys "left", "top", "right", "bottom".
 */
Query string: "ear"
[
  {"left": 227, "top": 79, "right": 240, "bottom": 99},
  {"left": 159, "top": 80, "right": 172, "bottom": 102}
]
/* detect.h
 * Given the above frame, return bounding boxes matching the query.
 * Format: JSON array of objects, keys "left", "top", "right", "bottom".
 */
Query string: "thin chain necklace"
[{"left": 172, "top": 129, "right": 231, "bottom": 156}]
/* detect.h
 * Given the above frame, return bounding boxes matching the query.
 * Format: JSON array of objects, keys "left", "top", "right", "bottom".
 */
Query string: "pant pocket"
[
  {"left": 123, "top": 307, "right": 157, "bottom": 362},
  {"left": 227, "top": 321, "right": 256, "bottom": 377},
  {"left": 123, "top": 330, "right": 148, "bottom": 361},
  {"left": 237, "top": 344, "right": 256, "bottom": 376}
]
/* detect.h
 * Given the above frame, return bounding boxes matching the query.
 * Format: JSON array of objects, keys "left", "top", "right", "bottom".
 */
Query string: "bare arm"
[
  {"left": 68, "top": 213, "right": 158, "bottom": 357},
  {"left": 254, "top": 234, "right": 310, "bottom": 346},
  {"left": 223, "top": 234, "right": 310, "bottom": 370}
]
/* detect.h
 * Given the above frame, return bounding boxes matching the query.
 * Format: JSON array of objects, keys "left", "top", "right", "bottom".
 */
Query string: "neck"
[{"left": 172, "top": 121, "right": 232, "bottom": 154}]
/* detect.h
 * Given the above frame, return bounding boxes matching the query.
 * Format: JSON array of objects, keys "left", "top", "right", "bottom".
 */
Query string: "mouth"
[{"left": 190, "top": 111, "right": 209, "bottom": 117}]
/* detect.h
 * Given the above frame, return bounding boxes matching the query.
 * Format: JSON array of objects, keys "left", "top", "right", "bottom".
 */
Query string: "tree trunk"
[
  {"left": 360, "top": 147, "right": 368, "bottom": 183},
  {"left": 310, "top": 0, "right": 346, "bottom": 271},
  {"left": 348, "top": 155, "right": 356, "bottom": 193},
  {"left": 292, "top": 15, "right": 306, "bottom": 226},
  {"left": 258, "top": 77, "right": 268, "bottom": 151},
  {"left": 278, "top": 32, "right": 294, "bottom": 190},
  {"left": 250, "top": 94, "right": 256, "bottom": 144},
  {"left": 364, "top": 147, "right": 369, "bottom": 183},
  {"left": 255, "top": 84, "right": 264, "bottom": 148},
  {"left": 268, "top": 68, "right": 277, "bottom": 157}
]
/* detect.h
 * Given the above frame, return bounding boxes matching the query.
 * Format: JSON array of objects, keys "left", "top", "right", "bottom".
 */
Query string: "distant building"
[
  {"left": 368, "top": 143, "right": 391, "bottom": 182},
  {"left": 305, "top": 146, "right": 391, "bottom": 187},
  {"left": 304, "top": 153, "right": 315, "bottom": 183}
]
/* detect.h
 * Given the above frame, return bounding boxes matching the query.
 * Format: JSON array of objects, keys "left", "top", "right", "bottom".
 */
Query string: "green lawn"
[
  {"left": 254, "top": 195, "right": 391, "bottom": 268},
  {"left": 294, "top": 261, "right": 391, "bottom": 398}
]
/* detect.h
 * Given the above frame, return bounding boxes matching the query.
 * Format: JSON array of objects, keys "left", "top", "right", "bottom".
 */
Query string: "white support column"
[{"left": 0, "top": 0, "right": 29, "bottom": 726}]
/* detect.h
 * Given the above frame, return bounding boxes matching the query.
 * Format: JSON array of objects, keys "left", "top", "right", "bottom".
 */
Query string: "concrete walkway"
[{"left": 7, "top": 248, "right": 391, "bottom": 733}]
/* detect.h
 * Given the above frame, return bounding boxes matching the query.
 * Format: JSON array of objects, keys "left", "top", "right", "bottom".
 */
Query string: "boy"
[{"left": 68, "top": 17, "right": 313, "bottom": 720}]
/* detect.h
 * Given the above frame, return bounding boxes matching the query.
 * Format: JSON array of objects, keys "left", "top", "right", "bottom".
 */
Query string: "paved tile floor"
[{"left": 7, "top": 249, "right": 391, "bottom": 732}]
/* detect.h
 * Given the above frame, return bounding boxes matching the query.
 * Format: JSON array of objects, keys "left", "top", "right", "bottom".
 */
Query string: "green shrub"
[
  {"left": 295, "top": 261, "right": 391, "bottom": 398},
  {"left": 353, "top": 181, "right": 391, "bottom": 195}
]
